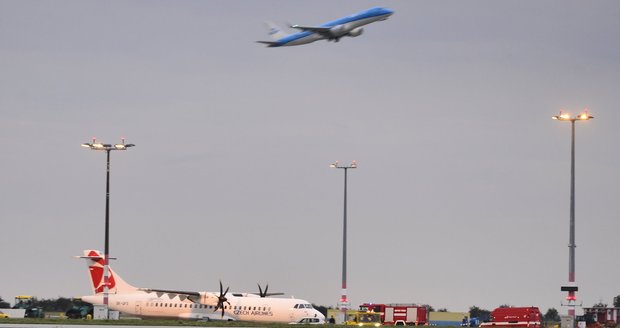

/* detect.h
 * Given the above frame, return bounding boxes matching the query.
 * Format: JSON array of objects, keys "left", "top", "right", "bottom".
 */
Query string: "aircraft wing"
[
  {"left": 140, "top": 288, "right": 202, "bottom": 302},
  {"left": 256, "top": 41, "right": 280, "bottom": 47},
  {"left": 250, "top": 292, "right": 285, "bottom": 297},
  {"left": 290, "top": 25, "right": 332, "bottom": 37}
]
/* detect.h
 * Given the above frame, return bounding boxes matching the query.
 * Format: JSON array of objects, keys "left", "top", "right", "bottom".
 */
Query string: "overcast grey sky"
[{"left": 1, "top": 0, "right": 619, "bottom": 314}]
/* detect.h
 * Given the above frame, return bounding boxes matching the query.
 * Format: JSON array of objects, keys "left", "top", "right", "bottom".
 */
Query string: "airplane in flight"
[
  {"left": 257, "top": 7, "right": 394, "bottom": 47},
  {"left": 78, "top": 250, "right": 325, "bottom": 323}
]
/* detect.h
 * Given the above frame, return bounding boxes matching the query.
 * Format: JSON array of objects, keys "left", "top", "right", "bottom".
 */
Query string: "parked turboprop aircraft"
[
  {"left": 78, "top": 250, "right": 325, "bottom": 323},
  {"left": 257, "top": 7, "right": 394, "bottom": 47}
]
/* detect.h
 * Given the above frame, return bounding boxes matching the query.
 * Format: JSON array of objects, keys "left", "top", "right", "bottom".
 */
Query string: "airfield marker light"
[
  {"left": 82, "top": 138, "right": 135, "bottom": 320},
  {"left": 552, "top": 109, "right": 594, "bottom": 319}
]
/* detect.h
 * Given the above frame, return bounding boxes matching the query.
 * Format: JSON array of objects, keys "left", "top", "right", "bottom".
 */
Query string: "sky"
[{"left": 1, "top": 0, "right": 619, "bottom": 315}]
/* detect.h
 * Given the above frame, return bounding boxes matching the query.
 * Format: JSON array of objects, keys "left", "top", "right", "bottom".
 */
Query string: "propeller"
[
  {"left": 214, "top": 281, "right": 230, "bottom": 318},
  {"left": 258, "top": 283, "right": 268, "bottom": 298},
  {"left": 257, "top": 283, "right": 285, "bottom": 297}
]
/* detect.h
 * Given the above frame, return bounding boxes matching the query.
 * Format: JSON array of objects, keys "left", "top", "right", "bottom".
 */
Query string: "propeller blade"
[
  {"left": 257, "top": 283, "right": 270, "bottom": 297},
  {"left": 215, "top": 281, "right": 231, "bottom": 319},
  {"left": 257, "top": 283, "right": 283, "bottom": 297}
]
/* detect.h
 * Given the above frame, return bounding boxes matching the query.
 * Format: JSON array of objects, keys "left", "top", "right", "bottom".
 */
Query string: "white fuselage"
[
  {"left": 263, "top": 7, "right": 393, "bottom": 47},
  {"left": 78, "top": 249, "right": 324, "bottom": 323},
  {"left": 286, "top": 15, "right": 390, "bottom": 46},
  {"left": 82, "top": 292, "right": 324, "bottom": 323}
]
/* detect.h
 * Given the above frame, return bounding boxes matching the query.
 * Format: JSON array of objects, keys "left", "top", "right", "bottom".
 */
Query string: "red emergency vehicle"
[
  {"left": 360, "top": 303, "right": 429, "bottom": 325},
  {"left": 479, "top": 307, "right": 542, "bottom": 328},
  {"left": 581, "top": 307, "right": 620, "bottom": 328}
]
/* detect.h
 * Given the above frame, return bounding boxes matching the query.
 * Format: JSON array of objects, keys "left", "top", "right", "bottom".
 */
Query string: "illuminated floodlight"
[
  {"left": 330, "top": 161, "right": 357, "bottom": 169},
  {"left": 552, "top": 109, "right": 594, "bottom": 122},
  {"left": 82, "top": 138, "right": 135, "bottom": 151}
]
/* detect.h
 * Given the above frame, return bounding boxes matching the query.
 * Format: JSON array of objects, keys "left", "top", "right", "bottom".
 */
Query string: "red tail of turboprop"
[{"left": 80, "top": 250, "right": 137, "bottom": 294}]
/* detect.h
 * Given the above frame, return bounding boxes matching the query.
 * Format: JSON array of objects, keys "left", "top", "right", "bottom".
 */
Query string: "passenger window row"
[{"left": 144, "top": 302, "right": 270, "bottom": 311}]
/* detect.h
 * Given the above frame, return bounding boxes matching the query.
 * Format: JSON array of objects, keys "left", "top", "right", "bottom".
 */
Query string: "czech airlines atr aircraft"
[
  {"left": 78, "top": 250, "right": 325, "bottom": 323},
  {"left": 257, "top": 7, "right": 394, "bottom": 47}
]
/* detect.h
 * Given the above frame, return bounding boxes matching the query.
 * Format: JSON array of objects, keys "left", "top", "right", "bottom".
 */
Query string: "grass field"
[{"left": 2, "top": 318, "right": 322, "bottom": 327}]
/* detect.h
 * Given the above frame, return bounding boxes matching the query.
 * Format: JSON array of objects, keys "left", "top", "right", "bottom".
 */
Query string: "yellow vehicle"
[
  {"left": 0, "top": 311, "right": 9, "bottom": 319},
  {"left": 13, "top": 296, "right": 43, "bottom": 318},
  {"left": 346, "top": 310, "right": 382, "bottom": 327},
  {"left": 13, "top": 296, "right": 33, "bottom": 309}
]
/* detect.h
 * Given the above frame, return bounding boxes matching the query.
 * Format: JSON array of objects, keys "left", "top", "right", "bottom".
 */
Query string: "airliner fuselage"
[
  {"left": 79, "top": 250, "right": 324, "bottom": 323},
  {"left": 83, "top": 293, "right": 322, "bottom": 322}
]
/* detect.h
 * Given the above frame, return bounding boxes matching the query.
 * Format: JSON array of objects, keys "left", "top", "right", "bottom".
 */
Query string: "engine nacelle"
[
  {"left": 329, "top": 24, "right": 348, "bottom": 38},
  {"left": 347, "top": 27, "right": 364, "bottom": 37}
]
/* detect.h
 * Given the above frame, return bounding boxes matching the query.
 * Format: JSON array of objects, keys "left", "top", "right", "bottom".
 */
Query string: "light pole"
[
  {"left": 330, "top": 160, "right": 357, "bottom": 321},
  {"left": 82, "top": 138, "right": 134, "bottom": 319},
  {"left": 553, "top": 110, "right": 593, "bottom": 319}
]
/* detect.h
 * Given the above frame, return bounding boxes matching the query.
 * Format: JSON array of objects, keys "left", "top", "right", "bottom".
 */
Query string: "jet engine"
[
  {"left": 347, "top": 27, "right": 364, "bottom": 37},
  {"left": 329, "top": 24, "right": 348, "bottom": 38}
]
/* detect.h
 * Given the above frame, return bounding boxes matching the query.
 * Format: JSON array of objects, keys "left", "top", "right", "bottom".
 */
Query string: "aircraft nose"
[{"left": 384, "top": 8, "right": 395, "bottom": 16}]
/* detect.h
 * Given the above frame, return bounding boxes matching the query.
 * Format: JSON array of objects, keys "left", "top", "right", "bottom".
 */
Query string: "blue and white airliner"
[{"left": 257, "top": 7, "right": 394, "bottom": 47}]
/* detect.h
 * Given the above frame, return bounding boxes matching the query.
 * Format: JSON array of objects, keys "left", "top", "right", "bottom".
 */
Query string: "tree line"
[{"left": 0, "top": 296, "right": 89, "bottom": 312}]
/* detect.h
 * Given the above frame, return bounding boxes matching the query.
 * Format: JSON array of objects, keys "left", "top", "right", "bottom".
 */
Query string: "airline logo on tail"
[
  {"left": 83, "top": 250, "right": 117, "bottom": 293},
  {"left": 80, "top": 250, "right": 136, "bottom": 294}
]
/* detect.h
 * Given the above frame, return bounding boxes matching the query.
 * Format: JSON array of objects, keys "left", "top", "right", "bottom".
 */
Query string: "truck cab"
[{"left": 346, "top": 311, "right": 382, "bottom": 326}]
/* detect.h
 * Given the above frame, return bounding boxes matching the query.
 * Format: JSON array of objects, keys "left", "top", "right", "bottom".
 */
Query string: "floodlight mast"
[
  {"left": 81, "top": 138, "right": 134, "bottom": 319},
  {"left": 552, "top": 110, "right": 593, "bottom": 319},
  {"left": 330, "top": 160, "right": 357, "bottom": 317}
]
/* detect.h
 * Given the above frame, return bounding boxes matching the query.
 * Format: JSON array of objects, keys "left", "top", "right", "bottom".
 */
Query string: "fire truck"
[
  {"left": 479, "top": 307, "right": 542, "bottom": 328},
  {"left": 579, "top": 307, "right": 620, "bottom": 328},
  {"left": 359, "top": 303, "right": 429, "bottom": 325}
]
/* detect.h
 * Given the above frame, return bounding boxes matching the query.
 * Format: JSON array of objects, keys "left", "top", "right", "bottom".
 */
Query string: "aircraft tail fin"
[
  {"left": 264, "top": 21, "right": 288, "bottom": 40},
  {"left": 79, "top": 250, "right": 138, "bottom": 295}
]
